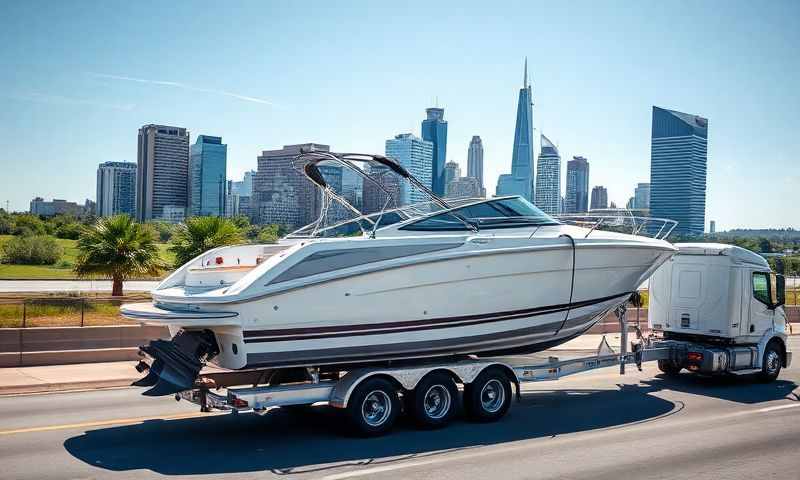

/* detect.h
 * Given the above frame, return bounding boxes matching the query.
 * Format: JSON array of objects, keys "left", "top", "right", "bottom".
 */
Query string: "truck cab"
[{"left": 648, "top": 243, "right": 791, "bottom": 380}]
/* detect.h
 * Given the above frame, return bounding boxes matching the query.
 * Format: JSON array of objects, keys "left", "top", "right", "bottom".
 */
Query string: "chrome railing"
[{"left": 556, "top": 214, "right": 677, "bottom": 240}]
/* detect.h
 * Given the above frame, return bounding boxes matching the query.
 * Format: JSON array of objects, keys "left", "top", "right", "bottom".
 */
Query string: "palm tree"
[
  {"left": 74, "top": 215, "right": 166, "bottom": 296},
  {"left": 169, "top": 216, "right": 244, "bottom": 268}
]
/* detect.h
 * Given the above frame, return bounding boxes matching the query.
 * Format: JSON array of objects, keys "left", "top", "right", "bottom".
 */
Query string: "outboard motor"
[{"left": 133, "top": 330, "right": 219, "bottom": 396}]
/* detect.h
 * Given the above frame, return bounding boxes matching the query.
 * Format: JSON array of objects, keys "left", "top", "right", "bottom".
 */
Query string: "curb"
[{"left": 0, "top": 377, "right": 137, "bottom": 396}]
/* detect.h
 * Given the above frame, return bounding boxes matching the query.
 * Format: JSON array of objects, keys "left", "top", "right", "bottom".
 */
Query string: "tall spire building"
[
  {"left": 467, "top": 136, "right": 484, "bottom": 195},
  {"left": 496, "top": 58, "right": 534, "bottom": 201},
  {"left": 421, "top": 107, "right": 447, "bottom": 196}
]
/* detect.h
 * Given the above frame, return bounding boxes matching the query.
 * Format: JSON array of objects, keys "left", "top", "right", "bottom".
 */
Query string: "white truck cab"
[{"left": 649, "top": 243, "right": 791, "bottom": 380}]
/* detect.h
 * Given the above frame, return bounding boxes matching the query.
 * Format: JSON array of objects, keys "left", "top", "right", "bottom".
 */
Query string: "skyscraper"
[
  {"left": 633, "top": 182, "right": 650, "bottom": 210},
  {"left": 446, "top": 176, "right": 482, "bottom": 199},
  {"left": 136, "top": 124, "right": 190, "bottom": 222},
  {"left": 252, "top": 143, "right": 328, "bottom": 228},
  {"left": 496, "top": 58, "right": 534, "bottom": 201},
  {"left": 96, "top": 161, "right": 137, "bottom": 217},
  {"left": 229, "top": 170, "right": 256, "bottom": 196},
  {"left": 385, "top": 133, "right": 433, "bottom": 206},
  {"left": 565, "top": 156, "right": 590, "bottom": 213},
  {"left": 189, "top": 135, "right": 227, "bottom": 217},
  {"left": 444, "top": 161, "right": 461, "bottom": 189},
  {"left": 421, "top": 107, "right": 447, "bottom": 196},
  {"left": 650, "top": 106, "right": 708, "bottom": 235},
  {"left": 362, "top": 164, "right": 401, "bottom": 214},
  {"left": 534, "top": 134, "right": 561, "bottom": 215},
  {"left": 590, "top": 186, "right": 608, "bottom": 210},
  {"left": 467, "top": 136, "right": 484, "bottom": 194}
]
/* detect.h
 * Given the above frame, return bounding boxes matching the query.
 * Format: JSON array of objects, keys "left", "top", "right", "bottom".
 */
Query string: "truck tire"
[
  {"left": 657, "top": 360, "right": 682, "bottom": 377},
  {"left": 408, "top": 371, "right": 459, "bottom": 429},
  {"left": 344, "top": 377, "right": 400, "bottom": 437},
  {"left": 464, "top": 367, "right": 512, "bottom": 422},
  {"left": 757, "top": 342, "right": 783, "bottom": 383}
]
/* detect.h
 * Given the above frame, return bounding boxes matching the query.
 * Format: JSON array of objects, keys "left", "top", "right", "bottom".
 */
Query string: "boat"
[{"left": 122, "top": 150, "right": 678, "bottom": 396}]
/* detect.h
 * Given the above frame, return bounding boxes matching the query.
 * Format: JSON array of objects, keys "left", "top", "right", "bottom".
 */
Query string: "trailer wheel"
[
  {"left": 409, "top": 372, "right": 459, "bottom": 429},
  {"left": 345, "top": 377, "right": 400, "bottom": 436},
  {"left": 757, "top": 342, "right": 782, "bottom": 383},
  {"left": 657, "top": 360, "right": 682, "bottom": 377},
  {"left": 464, "top": 367, "right": 512, "bottom": 422}
]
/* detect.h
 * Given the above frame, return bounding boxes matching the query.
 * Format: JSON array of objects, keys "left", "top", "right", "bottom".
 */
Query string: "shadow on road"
[
  {"left": 64, "top": 385, "right": 679, "bottom": 476},
  {"left": 63, "top": 375, "right": 798, "bottom": 476},
  {"left": 642, "top": 374, "right": 799, "bottom": 404}
]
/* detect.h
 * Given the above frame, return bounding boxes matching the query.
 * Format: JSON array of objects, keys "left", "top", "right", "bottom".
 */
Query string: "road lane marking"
[
  {"left": 320, "top": 401, "right": 800, "bottom": 480},
  {"left": 0, "top": 411, "right": 220, "bottom": 436}
]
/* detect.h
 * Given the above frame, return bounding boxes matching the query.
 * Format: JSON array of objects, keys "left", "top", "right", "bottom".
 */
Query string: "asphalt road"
[{"left": 1, "top": 339, "right": 799, "bottom": 480}]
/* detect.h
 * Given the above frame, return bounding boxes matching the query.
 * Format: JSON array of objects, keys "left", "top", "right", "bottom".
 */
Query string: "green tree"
[
  {"left": 168, "top": 216, "right": 244, "bottom": 267},
  {"left": 74, "top": 215, "right": 166, "bottom": 296}
]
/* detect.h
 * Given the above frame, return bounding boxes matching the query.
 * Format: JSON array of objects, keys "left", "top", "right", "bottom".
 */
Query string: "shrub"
[
  {"left": 1, "top": 235, "right": 63, "bottom": 265},
  {"left": 12, "top": 214, "right": 47, "bottom": 236}
]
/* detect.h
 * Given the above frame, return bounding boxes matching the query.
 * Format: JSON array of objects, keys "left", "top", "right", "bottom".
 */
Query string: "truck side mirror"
[{"left": 775, "top": 274, "right": 785, "bottom": 308}]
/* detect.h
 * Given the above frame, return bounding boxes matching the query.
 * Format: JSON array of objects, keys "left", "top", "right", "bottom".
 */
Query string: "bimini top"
[{"left": 674, "top": 243, "right": 769, "bottom": 268}]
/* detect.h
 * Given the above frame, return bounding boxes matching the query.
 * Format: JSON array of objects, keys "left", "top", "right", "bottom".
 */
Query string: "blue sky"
[{"left": 1, "top": 0, "right": 798, "bottom": 230}]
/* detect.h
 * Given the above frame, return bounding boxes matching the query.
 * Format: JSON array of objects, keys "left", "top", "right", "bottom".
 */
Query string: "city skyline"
[{"left": 2, "top": 1, "right": 799, "bottom": 230}]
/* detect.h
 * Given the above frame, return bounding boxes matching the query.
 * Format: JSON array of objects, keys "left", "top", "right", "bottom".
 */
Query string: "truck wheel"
[
  {"left": 345, "top": 377, "right": 400, "bottom": 436},
  {"left": 464, "top": 367, "right": 512, "bottom": 422},
  {"left": 757, "top": 342, "right": 783, "bottom": 383},
  {"left": 658, "top": 360, "right": 682, "bottom": 377},
  {"left": 409, "top": 372, "right": 459, "bottom": 429}
]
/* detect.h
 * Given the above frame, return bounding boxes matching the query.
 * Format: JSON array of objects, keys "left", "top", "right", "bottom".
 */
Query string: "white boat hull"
[{"left": 125, "top": 238, "right": 673, "bottom": 371}]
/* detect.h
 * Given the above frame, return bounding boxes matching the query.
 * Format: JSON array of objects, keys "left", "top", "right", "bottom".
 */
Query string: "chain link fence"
[{"left": 0, "top": 293, "right": 149, "bottom": 328}]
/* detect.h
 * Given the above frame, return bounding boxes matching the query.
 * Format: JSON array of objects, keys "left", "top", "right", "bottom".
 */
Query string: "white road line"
[{"left": 319, "top": 401, "right": 800, "bottom": 480}]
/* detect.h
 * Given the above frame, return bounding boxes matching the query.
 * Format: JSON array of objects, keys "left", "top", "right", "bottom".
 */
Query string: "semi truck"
[
  {"left": 648, "top": 242, "right": 791, "bottom": 381},
  {"left": 165, "top": 242, "right": 791, "bottom": 436}
]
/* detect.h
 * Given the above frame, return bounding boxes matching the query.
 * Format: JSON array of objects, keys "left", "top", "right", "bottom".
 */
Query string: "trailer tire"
[
  {"left": 344, "top": 377, "right": 400, "bottom": 437},
  {"left": 464, "top": 367, "right": 512, "bottom": 422},
  {"left": 657, "top": 360, "right": 682, "bottom": 377},
  {"left": 757, "top": 341, "right": 782, "bottom": 383},
  {"left": 409, "top": 372, "right": 459, "bottom": 429}
]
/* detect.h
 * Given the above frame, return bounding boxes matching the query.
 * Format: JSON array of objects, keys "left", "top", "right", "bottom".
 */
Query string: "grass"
[
  {"left": 0, "top": 234, "right": 175, "bottom": 280},
  {"left": 0, "top": 301, "right": 139, "bottom": 328}
]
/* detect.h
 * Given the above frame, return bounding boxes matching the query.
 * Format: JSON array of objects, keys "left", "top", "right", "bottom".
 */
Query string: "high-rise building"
[
  {"left": 385, "top": 133, "right": 433, "bottom": 206},
  {"left": 590, "top": 186, "right": 608, "bottom": 210},
  {"left": 444, "top": 161, "right": 461, "bottom": 190},
  {"left": 496, "top": 58, "right": 534, "bottom": 201},
  {"left": 229, "top": 170, "right": 256, "bottom": 196},
  {"left": 564, "top": 156, "right": 590, "bottom": 213},
  {"left": 446, "top": 176, "right": 483, "bottom": 199},
  {"left": 650, "top": 106, "right": 708, "bottom": 236},
  {"left": 633, "top": 182, "right": 650, "bottom": 210},
  {"left": 362, "top": 164, "right": 402, "bottom": 214},
  {"left": 96, "top": 161, "right": 137, "bottom": 217},
  {"left": 534, "top": 134, "right": 561, "bottom": 215},
  {"left": 253, "top": 143, "right": 328, "bottom": 228},
  {"left": 136, "top": 124, "right": 190, "bottom": 222},
  {"left": 421, "top": 107, "right": 447, "bottom": 196},
  {"left": 189, "top": 135, "right": 227, "bottom": 217},
  {"left": 467, "top": 136, "right": 484, "bottom": 194},
  {"left": 709, "top": 220, "right": 716, "bottom": 234},
  {"left": 341, "top": 167, "right": 363, "bottom": 210}
]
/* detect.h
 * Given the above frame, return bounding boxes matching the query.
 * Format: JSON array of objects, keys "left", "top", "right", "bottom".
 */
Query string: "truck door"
[{"left": 747, "top": 270, "right": 775, "bottom": 338}]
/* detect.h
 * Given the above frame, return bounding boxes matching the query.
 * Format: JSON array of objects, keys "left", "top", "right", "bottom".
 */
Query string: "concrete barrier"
[{"left": 0, "top": 325, "right": 168, "bottom": 367}]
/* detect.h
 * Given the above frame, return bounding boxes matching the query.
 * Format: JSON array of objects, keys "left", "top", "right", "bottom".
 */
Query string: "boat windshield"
[{"left": 400, "top": 197, "right": 559, "bottom": 231}]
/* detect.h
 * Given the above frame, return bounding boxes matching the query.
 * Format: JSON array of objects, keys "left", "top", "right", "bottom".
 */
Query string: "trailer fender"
[{"left": 329, "top": 361, "right": 516, "bottom": 408}]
